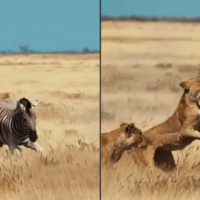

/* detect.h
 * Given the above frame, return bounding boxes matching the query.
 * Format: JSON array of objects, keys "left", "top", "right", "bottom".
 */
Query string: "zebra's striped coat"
[{"left": 0, "top": 98, "right": 43, "bottom": 156}]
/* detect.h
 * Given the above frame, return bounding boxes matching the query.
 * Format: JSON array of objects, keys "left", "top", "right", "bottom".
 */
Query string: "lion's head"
[
  {"left": 119, "top": 122, "right": 148, "bottom": 150},
  {"left": 179, "top": 77, "right": 200, "bottom": 107}
]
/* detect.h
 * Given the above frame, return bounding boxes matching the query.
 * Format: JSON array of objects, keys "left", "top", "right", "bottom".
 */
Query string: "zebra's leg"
[
  {"left": 23, "top": 141, "right": 44, "bottom": 154},
  {"left": 0, "top": 141, "right": 3, "bottom": 148},
  {"left": 8, "top": 141, "right": 22, "bottom": 156},
  {"left": 8, "top": 136, "right": 22, "bottom": 156}
]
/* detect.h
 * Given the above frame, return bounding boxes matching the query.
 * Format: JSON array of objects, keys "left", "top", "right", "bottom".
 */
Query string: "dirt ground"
[
  {"left": 0, "top": 53, "right": 99, "bottom": 200},
  {"left": 101, "top": 20, "right": 200, "bottom": 200}
]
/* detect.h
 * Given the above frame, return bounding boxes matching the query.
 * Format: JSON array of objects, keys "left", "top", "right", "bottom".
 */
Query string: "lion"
[
  {"left": 0, "top": 92, "right": 9, "bottom": 99},
  {"left": 101, "top": 122, "right": 148, "bottom": 165},
  {"left": 131, "top": 77, "right": 200, "bottom": 171}
]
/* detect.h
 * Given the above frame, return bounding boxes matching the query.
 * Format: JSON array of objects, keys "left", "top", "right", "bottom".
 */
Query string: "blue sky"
[
  {"left": 102, "top": 0, "right": 200, "bottom": 18},
  {"left": 0, "top": 0, "right": 100, "bottom": 52}
]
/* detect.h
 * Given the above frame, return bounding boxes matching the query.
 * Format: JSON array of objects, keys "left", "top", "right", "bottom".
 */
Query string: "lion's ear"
[
  {"left": 125, "top": 123, "right": 135, "bottom": 136},
  {"left": 179, "top": 80, "right": 190, "bottom": 90},
  {"left": 120, "top": 122, "right": 128, "bottom": 127}
]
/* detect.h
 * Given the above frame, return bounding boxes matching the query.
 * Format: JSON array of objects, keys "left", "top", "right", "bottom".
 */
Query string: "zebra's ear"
[
  {"left": 20, "top": 103, "right": 26, "bottom": 111},
  {"left": 32, "top": 100, "right": 39, "bottom": 110},
  {"left": 18, "top": 98, "right": 31, "bottom": 111},
  {"left": 16, "top": 102, "right": 25, "bottom": 111}
]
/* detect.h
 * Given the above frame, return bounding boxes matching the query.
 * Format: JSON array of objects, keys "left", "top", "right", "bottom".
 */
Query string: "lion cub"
[{"left": 101, "top": 122, "right": 148, "bottom": 165}]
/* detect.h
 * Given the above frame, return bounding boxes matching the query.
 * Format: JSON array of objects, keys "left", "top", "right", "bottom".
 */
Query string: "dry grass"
[
  {"left": 101, "top": 21, "right": 200, "bottom": 200},
  {"left": 0, "top": 53, "right": 99, "bottom": 200}
]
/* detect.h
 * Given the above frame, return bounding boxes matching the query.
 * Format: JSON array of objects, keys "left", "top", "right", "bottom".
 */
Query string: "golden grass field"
[
  {"left": 0, "top": 53, "right": 99, "bottom": 200},
  {"left": 101, "top": 20, "right": 200, "bottom": 200}
]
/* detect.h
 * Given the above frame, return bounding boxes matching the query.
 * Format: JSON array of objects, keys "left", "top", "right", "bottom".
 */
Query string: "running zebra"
[{"left": 0, "top": 97, "right": 43, "bottom": 156}]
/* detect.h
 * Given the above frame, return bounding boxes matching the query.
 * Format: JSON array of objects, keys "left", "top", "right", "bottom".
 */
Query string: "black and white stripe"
[{"left": 0, "top": 97, "right": 43, "bottom": 155}]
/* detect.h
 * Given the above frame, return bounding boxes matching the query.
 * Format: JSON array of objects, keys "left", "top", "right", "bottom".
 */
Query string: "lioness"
[
  {"left": 0, "top": 92, "right": 9, "bottom": 99},
  {"left": 131, "top": 77, "right": 200, "bottom": 171},
  {"left": 101, "top": 122, "right": 148, "bottom": 165}
]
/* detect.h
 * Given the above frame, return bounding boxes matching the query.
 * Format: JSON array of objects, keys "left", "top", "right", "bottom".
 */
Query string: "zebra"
[{"left": 0, "top": 97, "right": 43, "bottom": 156}]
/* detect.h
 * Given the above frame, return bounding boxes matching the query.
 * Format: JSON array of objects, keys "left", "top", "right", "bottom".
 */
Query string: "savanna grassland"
[
  {"left": 0, "top": 53, "right": 99, "bottom": 200},
  {"left": 101, "top": 20, "right": 200, "bottom": 200}
]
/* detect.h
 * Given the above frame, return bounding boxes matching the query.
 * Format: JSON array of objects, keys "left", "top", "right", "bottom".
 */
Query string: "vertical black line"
[{"left": 99, "top": 0, "right": 101, "bottom": 199}]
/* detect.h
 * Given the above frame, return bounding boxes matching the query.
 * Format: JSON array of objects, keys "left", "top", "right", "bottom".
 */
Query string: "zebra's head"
[{"left": 17, "top": 98, "right": 39, "bottom": 143}]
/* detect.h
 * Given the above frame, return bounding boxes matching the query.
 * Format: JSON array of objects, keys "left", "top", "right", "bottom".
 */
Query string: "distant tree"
[
  {"left": 82, "top": 47, "right": 89, "bottom": 53},
  {"left": 19, "top": 45, "right": 29, "bottom": 53}
]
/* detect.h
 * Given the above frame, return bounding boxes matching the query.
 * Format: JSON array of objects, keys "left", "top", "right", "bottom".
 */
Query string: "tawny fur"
[
  {"left": 0, "top": 92, "right": 9, "bottom": 99},
  {"left": 131, "top": 77, "right": 200, "bottom": 171},
  {"left": 101, "top": 122, "right": 148, "bottom": 165}
]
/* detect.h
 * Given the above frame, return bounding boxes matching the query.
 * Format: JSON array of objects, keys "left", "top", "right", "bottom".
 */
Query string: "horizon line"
[
  {"left": 0, "top": 50, "right": 99, "bottom": 54},
  {"left": 101, "top": 15, "right": 200, "bottom": 22}
]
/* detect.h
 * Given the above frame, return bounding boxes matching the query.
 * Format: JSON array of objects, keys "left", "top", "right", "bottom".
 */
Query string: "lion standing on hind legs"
[{"left": 131, "top": 75, "right": 200, "bottom": 171}]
